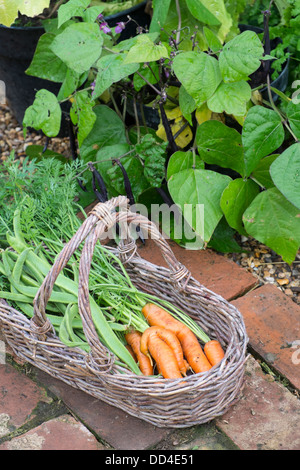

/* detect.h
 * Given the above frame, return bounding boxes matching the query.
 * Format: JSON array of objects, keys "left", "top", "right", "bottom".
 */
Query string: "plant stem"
[{"left": 175, "top": 0, "right": 182, "bottom": 46}]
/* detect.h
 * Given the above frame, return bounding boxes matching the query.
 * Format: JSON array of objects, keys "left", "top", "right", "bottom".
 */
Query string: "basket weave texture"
[{"left": 0, "top": 196, "right": 248, "bottom": 428}]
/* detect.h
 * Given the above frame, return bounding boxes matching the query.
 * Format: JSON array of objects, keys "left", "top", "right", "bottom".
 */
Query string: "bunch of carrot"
[{"left": 125, "top": 303, "right": 225, "bottom": 379}]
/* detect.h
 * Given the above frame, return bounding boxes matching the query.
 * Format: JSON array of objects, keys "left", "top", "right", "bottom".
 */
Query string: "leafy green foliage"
[
  {"left": 172, "top": 52, "right": 222, "bottom": 106},
  {"left": 168, "top": 168, "right": 232, "bottom": 242},
  {"left": 270, "top": 143, "right": 300, "bottom": 209},
  {"left": 243, "top": 187, "right": 300, "bottom": 264},
  {"left": 51, "top": 22, "right": 104, "bottom": 74},
  {"left": 219, "top": 30, "right": 264, "bottom": 82},
  {"left": 23, "top": 89, "right": 62, "bottom": 137},
  {"left": 242, "top": 106, "right": 285, "bottom": 176}
]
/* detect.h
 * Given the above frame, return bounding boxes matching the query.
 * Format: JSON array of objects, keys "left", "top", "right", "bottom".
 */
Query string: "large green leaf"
[
  {"left": 286, "top": 101, "right": 300, "bottom": 140},
  {"left": 57, "top": 0, "right": 90, "bottom": 27},
  {"left": 23, "top": 89, "right": 61, "bottom": 137},
  {"left": 219, "top": 30, "right": 264, "bottom": 82},
  {"left": 196, "top": 120, "right": 245, "bottom": 176},
  {"left": 185, "top": 0, "right": 221, "bottom": 26},
  {"left": 0, "top": 0, "right": 50, "bottom": 27},
  {"left": 168, "top": 168, "right": 231, "bottom": 242},
  {"left": 220, "top": 178, "right": 260, "bottom": 235},
  {"left": 172, "top": 51, "right": 222, "bottom": 106},
  {"left": 93, "top": 54, "right": 139, "bottom": 99},
  {"left": 242, "top": 106, "right": 285, "bottom": 177},
  {"left": 79, "top": 105, "right": 127, "bottom": 160},
  {"left": 207, "top": 80, "right": 251, "bottom": 116},
  {"left": 167, "top": 151, "right": 204, "bottom": 180},
  {"left": 251, "top": 154, "right": 279, "bottom": 189},
  {"left": 51, "top": 23, "right": 103, "bottom": 74},
  {"left": 243, "top": 187, "right": 300, "bottom": 264},
  {"left": 197, "top": 0, "right": 232, "bottom": 42},
  {"left": 124, "top": 35, "right": 169, "bottom": 64},
  {"left": 270, "top": 143, "right": 300, "bottom": 209},
  {"left": 70, "top": 91, "right": 96, "bottom": 147},
  {"left": 26, "top": 33, "right": 68, "bottom": 83},
  {"left": 149, "top": 0, "right": 172, "bottom": 32}
]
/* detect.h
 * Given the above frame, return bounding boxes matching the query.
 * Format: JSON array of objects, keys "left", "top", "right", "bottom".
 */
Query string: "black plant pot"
[
  {"left": 238, "top": 24, "right": 290, "bottom": 101},
  {"left": 0, "top": 24, "right": 70, "bottom": 136},
  {"left": 0, "top": 2, "right": 150, "bottom": 134}
]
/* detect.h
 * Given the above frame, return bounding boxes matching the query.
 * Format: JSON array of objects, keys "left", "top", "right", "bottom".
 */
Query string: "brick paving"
[{"left": 0, "top": 245, "right": 299, "bottom": 451}]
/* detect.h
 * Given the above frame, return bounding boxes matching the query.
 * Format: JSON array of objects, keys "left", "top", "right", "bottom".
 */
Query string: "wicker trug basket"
[{"left": 0, "top": 196, "right": 248, "bottom": 428}]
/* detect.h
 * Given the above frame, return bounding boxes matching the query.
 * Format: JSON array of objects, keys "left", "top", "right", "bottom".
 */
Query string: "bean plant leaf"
[
  {"left": 167, "top": 151, "right": 204, "bottom": 180},
  {"left": 242, "top": 106, "right": 285, "bottom": 177},
  {"left": 70, "top": 91, "right": 96, "bottom": 147},
  {"left": 220, "top": 178, "right": 260, "bottom": 235},
  {"left": 79, "top": 105, "right": 127, "bottom": 160},
  {"left": 286, "top": 101, "right": 300, "bottom": 139},
  {"left": 185, "top": 0, "right": 221, "bottom": 26},
  {"left": 0, "top": 0, "right": 50, "bottom": 27},
  {"left": 251, "top": 154, "right": 279, "bottom": 189},
  {"left": 243, "top": 187, "right": 300, "bottom": 264},
  {"left": 270, "top": 143, "right": 300, "bottom": 209},
  {"left": 23, "top": 89, "right": 61, "bottom": 137},
  {"left": 93, "top": 54, "right": 139, "bottom": 99},
  {"left": 51, "top": 23, "right": 103, "bottom": 74},
  {"left": 124, "top": 35, "right": 169, "bottom": 63},
  {"left": 57, "top": 0, "right": 90, "bottom": 27},
  {"left": 196, "top": 120, "right": 245, "bottom": 176},
  {"left": 168, "top": 168, "right": 232, "bottom": 242},
  {"left": 136, "top": 134, "right": 168, "bottom": 188},
  {"left": 178, "top": 86, "right": 197, "bottom": 125},
  {"left": 172, "top": 51, "right": 222, "bottom": 106},
  {"left": 149, "top": 0, "right": 172, "bottom": 32},
  {"left": 208, "top": 217, "right": 243, "bottom": 253},
  {"left": 26, "top": 33, "right": 68, "bottom": 82},
  {"left": 207, "top": 80, "right": 251, "bottom": 116},
  {"left": 197, "top": 0, "right": 232, "bottom": 42},
  {"left": 219, "top": 30, "right": 264, "bottom": 82}
]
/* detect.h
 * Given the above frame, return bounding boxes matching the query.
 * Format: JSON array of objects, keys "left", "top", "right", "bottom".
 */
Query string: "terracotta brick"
[
  {"left": 0, "top": 363, "right": 48, "bottom": 437},
  {"left": 137, "top": 239, "right": 258, "bottom": 301},
  {"left": 34, "top": 368, "right": 172, "bottom": 450},
  {"left": 0, "top": 415, "right": 104, "bottom": 450},
  {"left": 231, "top": 283, "right": 300, "bottom": 390},
  {"left": 217, "top": 356, "right": 300, "bottom": 450}
]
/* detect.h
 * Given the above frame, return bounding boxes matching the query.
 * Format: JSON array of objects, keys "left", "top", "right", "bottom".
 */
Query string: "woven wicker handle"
[{"left": 31, "top": 196, "right": 191, "bottom": 371}]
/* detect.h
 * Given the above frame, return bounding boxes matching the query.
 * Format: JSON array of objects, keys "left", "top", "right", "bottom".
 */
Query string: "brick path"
[{"left": 0, "top": 240, "right": 299, "bottom": 450}]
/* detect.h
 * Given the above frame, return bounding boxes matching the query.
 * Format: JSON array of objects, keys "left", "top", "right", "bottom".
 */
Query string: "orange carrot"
[
  {"left": 142, "top": 303, "right": 184, "bottom": 335},
  {"left": 147, "top": 333, "right": 183, "bottom": 379},
  {"left": 140, "top": 326, "right": 188, "bottom": 376},
  {"left": 204, "top": 340, "right": 225, "bottom": 367},
  {"left": 125, "top": 331, "right": 153, "bottom": 376},
  {"left": 177, "top": 329, "right": 212, "bottom": 373},
  {"left": 142, "top": 303, "right": 211, "bottom": 374}
]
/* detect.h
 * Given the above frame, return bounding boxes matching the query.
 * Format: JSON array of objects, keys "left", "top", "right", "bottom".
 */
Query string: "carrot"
[
  {"left": 140, "top": 326, "right": 188, "bottom": 376},
  {"left": 147, "top": 333, "right": 183, "bottom": 379},
  {"left": 125, "top": 330, "right": 153, "bottom": 376},
  {"left": 141, "top": 302, "right": 184, "bottom": 336},
  {"left": 204, "top": 340, "right": 225, "bottom": 367},
  {"left": 177, "top": 329, "right": 212, "bottom": 373},
  {"left": 142, "top": 303, "right": 211, "bottom": 374}
]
